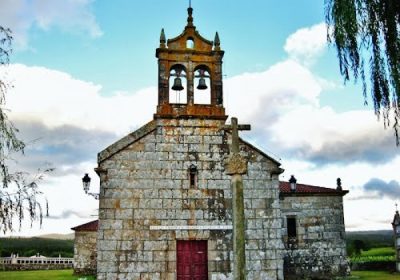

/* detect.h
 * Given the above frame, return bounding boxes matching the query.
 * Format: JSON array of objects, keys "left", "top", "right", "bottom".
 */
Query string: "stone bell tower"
[
  {"left": 95, "top": 4, "right": 285, "bottom": 280},
  {"left": 155, "top": 5, "right": 226, "bottom": 119}
]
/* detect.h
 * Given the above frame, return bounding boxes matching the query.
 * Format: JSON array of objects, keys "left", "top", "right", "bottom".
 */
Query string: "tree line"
[{"left": 0, "top": 237, "right": 73, "bottom": 258}]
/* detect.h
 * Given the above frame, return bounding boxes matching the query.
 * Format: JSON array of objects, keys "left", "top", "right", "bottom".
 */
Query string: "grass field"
[
  {"left": 351, "top": 247, "right": 396, "bottom": 263},
  {"left": 360, "top": 247, "right": 395, "bottom": 257},
  {"left": 342, "top": 270, "right": 400, "bottom": 279},
  {"left": 0, "top": 269, "right": 95, "bottom": 280}
]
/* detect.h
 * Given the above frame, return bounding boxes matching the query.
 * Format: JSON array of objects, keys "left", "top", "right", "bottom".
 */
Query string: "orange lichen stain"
[
  {"left": 155, "top": 104, "right": 226, "bottom": 119},
  {"left": 131, "top": 142, "right": 145, "bottom": 152},
  {"left": 115, "top": 199, "right": 120, "bottom": 209}
]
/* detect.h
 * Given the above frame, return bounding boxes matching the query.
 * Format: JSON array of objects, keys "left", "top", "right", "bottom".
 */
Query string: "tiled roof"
[
  {"left": 71, "top": 220, "right": 98, "bottom": 232},
  {"left": 279, "top": 181, "right": 348, "bottom": 196}
]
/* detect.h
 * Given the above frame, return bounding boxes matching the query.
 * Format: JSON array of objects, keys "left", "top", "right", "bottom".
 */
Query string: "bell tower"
[{"left": 155, "top": 5, "right": 226, "bottom": 119}]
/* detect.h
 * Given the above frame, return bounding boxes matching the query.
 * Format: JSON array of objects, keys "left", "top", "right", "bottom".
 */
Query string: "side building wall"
[
  {"left": 280, "top": 195, "right": 349, "bottom": 280},
  {"left": 96, "top": 118, "right": 284, "bottom": 280},
  {"left": 73, "top": 231, "right": 97, "bottom": 275}
]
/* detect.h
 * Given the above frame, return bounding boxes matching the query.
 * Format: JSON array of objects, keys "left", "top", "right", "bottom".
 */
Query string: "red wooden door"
[{"left": 177, "top": 240, "right": 208, "bottom": 280}]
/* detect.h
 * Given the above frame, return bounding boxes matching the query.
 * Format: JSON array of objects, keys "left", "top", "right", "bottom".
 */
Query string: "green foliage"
[
  {"left": 325, "top": 0, "right": 400, "bottom": 145},
  {"left": 0, "top": 237, "right": 73, "bottom": 258},
  {"left": 351, "top": 239, "right": 368, "bottom": 257},
  {"left": 360, "top": 246, "right": 395, "bottom": 257},
  {"left": 350, "top": 247, "right": 395, "bottom": 263},
  {"left": 346, "top": 230, "right": 394, "bottom": 252},
  {"left": 0, "top": 270, "right": 95, "bottom": 280}
]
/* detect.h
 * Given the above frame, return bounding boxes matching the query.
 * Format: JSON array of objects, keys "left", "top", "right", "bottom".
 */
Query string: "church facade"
[{"left": 73, "top": 6, "right": 349, "bottom": 280}]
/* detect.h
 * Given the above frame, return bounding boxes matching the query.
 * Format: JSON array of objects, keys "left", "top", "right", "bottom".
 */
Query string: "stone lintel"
[{"left": 149, "top": 225, "right": 232, "bottom": 231}]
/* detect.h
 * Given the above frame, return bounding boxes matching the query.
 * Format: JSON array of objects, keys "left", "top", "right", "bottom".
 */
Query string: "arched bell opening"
[
  {"left": 186, "top": 37, "right": 194, "bottom": 49},
  {"left": 193, "top": 67, "right": 211, "bottom": 105},
  {"left": 169, "top": 65, "right": 187, "bottom": 104}
]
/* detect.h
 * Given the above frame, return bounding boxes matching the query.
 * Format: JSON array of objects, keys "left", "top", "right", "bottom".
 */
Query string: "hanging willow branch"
[
  {"left": 0, "top": 27, "right": 52, "bottom": 233},
  {"left": 325, "top": 0, "right": 400, "bottom": 145}
]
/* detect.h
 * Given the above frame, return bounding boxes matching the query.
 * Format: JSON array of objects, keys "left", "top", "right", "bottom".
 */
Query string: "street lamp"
[
  {"left": 82, "top": 173, "right": 91, "bottom": 193},
  {"left": 289, "top": 175, "right": 297, "bottom": 192},
  {"left": 82, "top": 173, "right": 99, "bottom": 200}
]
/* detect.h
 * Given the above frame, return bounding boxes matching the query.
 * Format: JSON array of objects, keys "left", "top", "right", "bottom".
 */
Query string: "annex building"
[{"left": 72, "top": 6, "right": 349, "bottom": 280}]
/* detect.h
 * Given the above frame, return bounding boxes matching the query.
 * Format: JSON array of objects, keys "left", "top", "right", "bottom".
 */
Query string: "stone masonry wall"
[
  {"left": 73, "top": 231, "right": 97, "bottom": 275},
  {"left": 96, "top": 118, "right": 284, "bottom": 280},
  {"left": 280, "top": 195, "right": 349, "bottom": 280}
]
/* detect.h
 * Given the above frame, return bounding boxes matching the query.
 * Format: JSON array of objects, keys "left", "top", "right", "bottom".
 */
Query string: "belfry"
[{"left": 155, "top": 5, "right": 225, "bottom": 119}]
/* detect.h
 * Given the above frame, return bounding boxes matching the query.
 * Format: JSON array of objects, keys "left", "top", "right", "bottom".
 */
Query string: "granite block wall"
[
  {"left": 96, "top": 118, "right": 284, "bottom": 280},
  {"left": 73, "top": 231, "right": 97, "bottom": 275},
  {"left": 280, "top": 195, "right": 349, "bottom": 279}
]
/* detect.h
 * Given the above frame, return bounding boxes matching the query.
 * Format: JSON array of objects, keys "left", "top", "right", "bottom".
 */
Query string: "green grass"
[
  {"left": 339, "top": 270, "right": 400, "bottom": 280},
  {"left": 351, "top": 247, "right": 396, "bottom": 263},
  {"left": 360, "top": 247, "right": 395, "bottom": 257},
  {"left": 0, "top": 269, "right": 95, "bottom": 280},
  {"left": 1, "top": 269, "right": 398, "bottom": 280}
]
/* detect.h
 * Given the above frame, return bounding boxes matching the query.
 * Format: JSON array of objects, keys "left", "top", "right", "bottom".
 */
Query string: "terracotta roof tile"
[
  {"left": 71, "top": 220, "right": 98, "bottom": 232},
  {"left": 279, "top": 181, "right": 348, "bottom": 196}
]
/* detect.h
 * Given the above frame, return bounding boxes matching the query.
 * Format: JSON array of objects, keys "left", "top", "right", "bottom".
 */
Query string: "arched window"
[
  {"left": 186, "top": 38, "right": 194, "bottom": 49},
  {"left": 194, "top": 67, "right": 211, "bottom": 104},
  {"left": 169, "top": 65, "right": 187, "bottom": 104}
]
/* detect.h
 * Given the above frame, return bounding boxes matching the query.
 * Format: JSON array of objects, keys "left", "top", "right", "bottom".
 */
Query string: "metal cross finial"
[
  {"left": 189, "top": 0, "right": 191, "bottom": 8},
  {"left": 396, "top": 203, "right": 398, "bottom": 211}
]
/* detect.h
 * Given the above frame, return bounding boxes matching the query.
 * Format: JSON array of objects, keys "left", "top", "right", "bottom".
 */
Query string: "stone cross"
[{"left": 223, "top": 117, "right": 250, "bottom": 280}]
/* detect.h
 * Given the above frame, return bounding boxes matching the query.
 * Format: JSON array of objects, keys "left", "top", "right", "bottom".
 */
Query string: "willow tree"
[
  {"left": 0, "top": 27, "right": 50, "bottom": 233},
  {"left": 325, "top": 0, "right": 400, "bottom": 145}
]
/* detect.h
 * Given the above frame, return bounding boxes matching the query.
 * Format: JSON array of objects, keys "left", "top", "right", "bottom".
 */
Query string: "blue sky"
[{"left": 0, "top": 0, "right": 399, "bottom": 236}]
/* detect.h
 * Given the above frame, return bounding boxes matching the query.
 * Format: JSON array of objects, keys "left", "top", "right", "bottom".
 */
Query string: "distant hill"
[
  {"left": 37, "top": 233, "right": 74, "bottom": 240},
  {"left": 346, "top": 230, "right": 393, "bottom": 248}
]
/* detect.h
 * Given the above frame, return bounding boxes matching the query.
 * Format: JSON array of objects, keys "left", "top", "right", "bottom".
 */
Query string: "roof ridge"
[
  {"left": 98, "top": 120, "right": 157, "bottom": 163},
  {"left": 71, "top": 220, "right": 98, "bottom": 231}
]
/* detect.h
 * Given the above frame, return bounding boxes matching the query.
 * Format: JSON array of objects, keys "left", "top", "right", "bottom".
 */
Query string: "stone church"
[{"left": 72, "top": 6, "right": 349, "bottom": 280}]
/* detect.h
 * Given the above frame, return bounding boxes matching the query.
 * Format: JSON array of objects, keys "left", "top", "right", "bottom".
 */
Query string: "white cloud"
[
  {"left": 0, "top": 0, "right": 102, "bottom": 49},
  {"left": 270, "top": 106, "right": 394, "bottom": 161},
  {"left": 225, "top": 59, "right": 321, "bottom": 123},
  {"left": 284, "top": 23, "right": 327, "bottom": 66},
  {"left": 223, "top": 57, "right": 396, "bottom": 165},
  {"left": 2, "top": 54, "right": 396, "bottom": 235},
  {"left": 1, "top": 22, "right": 398, "bottom": 235},
  {"left": 4, "top": 64, "right": 156, "bottom": 135}
]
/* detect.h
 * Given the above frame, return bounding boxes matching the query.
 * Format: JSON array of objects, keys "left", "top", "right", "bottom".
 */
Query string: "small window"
[
  {"left": 287, "top": 217, "right": 297, "bottom": 238},
  {"left": 189, "top": 164, "right": 197, "bottom": 187},
  {"left": 287, "top": 216, "right": 298, "bottom": 249},
  {"left": 186, "top": 38, "right": 194, "bottom": 48}
]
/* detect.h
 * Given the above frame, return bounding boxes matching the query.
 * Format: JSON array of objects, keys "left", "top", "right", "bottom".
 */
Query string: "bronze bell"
[
  {"left": 172, "top": 77, "right": 184, "bottom": 91},
  {"left": 197, "top": 77, "right": 207, "bottom": 90}
]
